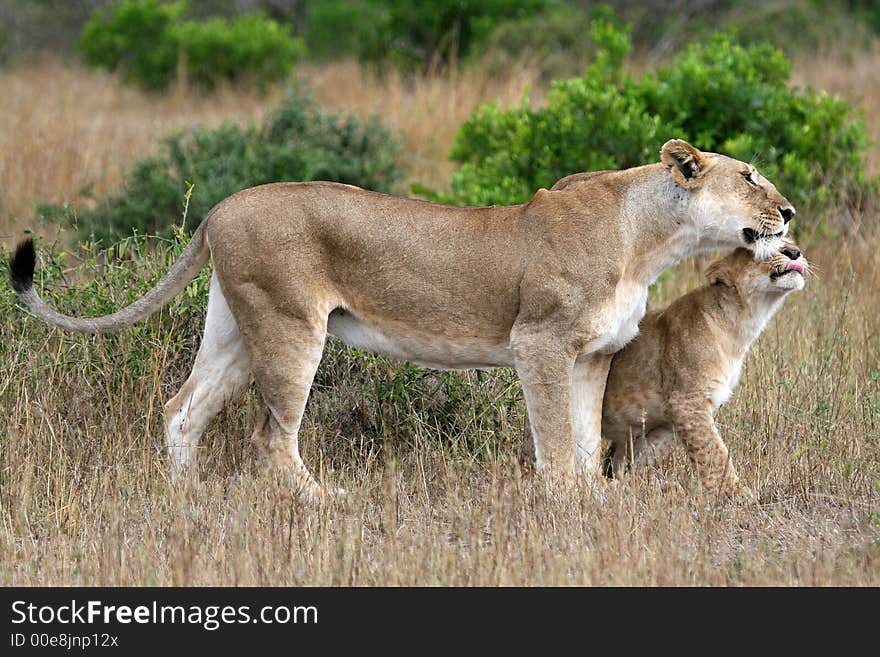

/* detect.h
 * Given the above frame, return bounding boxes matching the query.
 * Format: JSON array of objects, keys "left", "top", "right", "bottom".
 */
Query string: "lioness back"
[{"left": 206, "top": 182, "right": 529, "bottom": 344}]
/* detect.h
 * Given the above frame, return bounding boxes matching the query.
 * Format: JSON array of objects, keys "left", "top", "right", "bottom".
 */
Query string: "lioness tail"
[{"left": 8, "top": 222, "right": 210, "bottom": 334}]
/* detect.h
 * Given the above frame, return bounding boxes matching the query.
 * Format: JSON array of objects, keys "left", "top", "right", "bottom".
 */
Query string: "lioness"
[
  {"left": 522, "top": 242, "right": 807, "bottom": 499},
  {"left": 10, "top": 139, "right": 794, "bottom": 496}
]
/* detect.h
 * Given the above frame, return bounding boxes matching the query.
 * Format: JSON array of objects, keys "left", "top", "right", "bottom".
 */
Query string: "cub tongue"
[{"left": 786, "top": 260, "right": 805, "bottom": 273}]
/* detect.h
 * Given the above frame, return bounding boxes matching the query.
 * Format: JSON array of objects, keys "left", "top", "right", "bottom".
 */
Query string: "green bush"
[
  {"left": 38, "top": 94, "right": 403, "bottom": 243},
  {"left": 428, "top": 16, "right": 872, "bottom": 219},
  {"left": 302, "top": 0, "right": 391, "bottom": 61},
  {"left": 303, "top": 0, "right": 549, "bottom": 71},
  {"left": 174, "top": 13, "right": 303, "bottom": 90},
  {"left": 77, "top": 0, "right": 184, "bottom": 91},
  {"left": 77, "top": 0, "right": 302, "bottom": 91},
  {"left": 475, "top": 3, "right": 594, "bottom": 81},
  {"left": 637, "top": 32, "right": 871, "bottom": 210},
  {"left": 727, "top": 1, "right": 872, "bottom": 54}
]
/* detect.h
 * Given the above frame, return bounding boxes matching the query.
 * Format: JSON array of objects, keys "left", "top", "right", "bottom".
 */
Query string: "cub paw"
[{"left": 726, "top": 483, "right": 757, "bottom": 504}]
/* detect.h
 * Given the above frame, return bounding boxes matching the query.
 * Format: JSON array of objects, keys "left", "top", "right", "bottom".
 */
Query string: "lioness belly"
[{"left": 327, "top": 308, "right": 514, "bottom": 370}]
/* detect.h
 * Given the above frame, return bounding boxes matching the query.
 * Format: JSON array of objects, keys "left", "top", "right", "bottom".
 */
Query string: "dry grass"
[
  {"left": 0, "top": 52, "right": 878, "bottom": 586},
  {"left": 301, "top": 59, "right": 543, "bottom": 192},
  {"left": 791, "top": 47, "right": 880, "bottom": 175},
  {"left": 0, "top": 58, "right": 285, "bottom": 242},
  {"left": 1, "top": 226, "right": 877, "bottom": 585},
  {"left": 0, "top": 58, "right": 542, "bottom": 245}
]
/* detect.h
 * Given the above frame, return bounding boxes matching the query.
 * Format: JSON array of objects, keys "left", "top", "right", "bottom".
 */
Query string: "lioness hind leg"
[
  {"left": 236, "top": 309, "right": 329, "bottom": 502},
  {"left": 164, "top": 274, "right": 251, "bottom": 479},
  {"left": 248, "top": 404, "right": 326, "bottom": 502}
]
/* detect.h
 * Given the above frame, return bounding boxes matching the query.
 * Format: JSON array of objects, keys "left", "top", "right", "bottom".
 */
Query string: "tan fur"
[
  {"left": 522, "top": 244, "right": 807, "bottom": 500},
  {"left": 12, "top": 139, "right": 796, "bottom": 497}
]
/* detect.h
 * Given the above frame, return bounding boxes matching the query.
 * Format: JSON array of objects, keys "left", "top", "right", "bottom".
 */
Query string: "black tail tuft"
[{"left": 9, "top": 238, "right": 36, "bottom": 293}]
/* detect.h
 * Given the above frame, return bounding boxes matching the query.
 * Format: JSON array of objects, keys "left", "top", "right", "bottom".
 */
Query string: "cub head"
[
  {"left": 661, "top": 139, "right": 795, "bottom": 260},
  {"left": 705, "top": 241, "right": 808, "bottom": 296}
]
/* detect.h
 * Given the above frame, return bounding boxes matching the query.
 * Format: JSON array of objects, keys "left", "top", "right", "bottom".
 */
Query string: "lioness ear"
[
  {"left": 660, "top": 139, "right": 708, "bottom": 188},
  {"left": 704, "top": 258, "right": 735, "bottom": 287}
]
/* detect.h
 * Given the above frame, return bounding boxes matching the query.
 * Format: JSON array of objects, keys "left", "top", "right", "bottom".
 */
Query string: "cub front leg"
[
  {"left": 667, "top": 394, "right": 755, "bottom": 501},
  {"left": 514, "top": 347, "right": 576, "bottom": 480}
]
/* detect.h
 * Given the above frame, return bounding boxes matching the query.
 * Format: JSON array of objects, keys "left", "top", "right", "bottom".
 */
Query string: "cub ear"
[
  {"left": 660, "top": 139, "right": 709, "bottom": 188},
  {"left": 704, "top": 257, "right": 735, "bottom": 287}
]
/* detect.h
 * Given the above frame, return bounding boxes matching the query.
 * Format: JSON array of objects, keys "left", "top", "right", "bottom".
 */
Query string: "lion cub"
[{"left": 522, "top": 243, "right": 807, "bottom": 500}]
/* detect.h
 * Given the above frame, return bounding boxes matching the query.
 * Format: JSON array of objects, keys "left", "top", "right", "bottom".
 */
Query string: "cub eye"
[{"left": 742, "top": 171, "right": 757, "bottom": 186}]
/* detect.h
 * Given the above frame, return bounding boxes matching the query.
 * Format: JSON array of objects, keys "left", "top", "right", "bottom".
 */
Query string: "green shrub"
[
  {"left": 475, "top": 2, "right": 595, "bottom": 81},
  {"left": 845, "top": 0, "right": 880, "bottom": 32},
  {"left": 429, "top": 17, "right": 872, "bottom": 220},
  {"left": 637, "top": 32, "right": 871, "bottom": 210},
  {"left": 727, "top": 0, "right": 872, "bottom": 54},
  {"left": 77, "top": 0, "right": 302, "bottom": 91},
  {"left": 326, "top": 0, "right": 550, "bottom": 71},
  {"left": 38, "top": 94, "right": 403, "bottom": 243},
  {"left": 174, "top": 13, "right": 303, "bottom": 90},
  {"left": 77, "top": 0, "right": 184, "bottom": 91},
  {"left": 302, "top": 0, "right": 391, "bottom": 61}
]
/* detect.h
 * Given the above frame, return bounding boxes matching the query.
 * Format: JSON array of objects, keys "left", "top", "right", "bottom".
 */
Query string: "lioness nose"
[
  {"left": 782, "top": 246, "right": 801, "bottom": 260},
  {"left": 779, "top": 206, "right": 795, "bottom": 223}
]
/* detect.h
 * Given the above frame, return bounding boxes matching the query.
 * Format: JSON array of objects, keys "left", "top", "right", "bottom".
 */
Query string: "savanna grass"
[{"left": 1, "top": 221, "right": 877, "bottom": 585}]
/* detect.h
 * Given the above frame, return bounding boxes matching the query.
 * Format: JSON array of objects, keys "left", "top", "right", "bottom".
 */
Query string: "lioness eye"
[{"left": 742, "top": 171, "right": 757, "bottom": 186}]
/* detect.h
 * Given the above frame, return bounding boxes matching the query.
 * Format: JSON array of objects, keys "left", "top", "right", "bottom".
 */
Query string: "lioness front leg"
[
  {"left": 667, "top": 395, "right": 755, "bottom": 501},
  {"left": 518, "top": 419, "right": 537, "bottom": 471},
  {"left": 518, "top": 354, "right": 613, "bottom": 479},
  {"left": 571, "top": 354, "right": 612, "bottom": 476},
  {"left": 514, "top": 347, "right": 576, "bottom": 480}
]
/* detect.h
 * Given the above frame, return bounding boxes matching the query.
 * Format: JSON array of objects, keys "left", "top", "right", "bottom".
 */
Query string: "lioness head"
[
  {"left": 661, "top": 139, "right": 795, "bottom": 259},
  {"left": 705, "top": 241, "right": 808, "bottom": 296}
]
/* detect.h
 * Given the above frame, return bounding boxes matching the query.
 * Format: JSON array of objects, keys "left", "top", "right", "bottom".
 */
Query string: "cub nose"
[
  {"left": 782, "top": 246, "right": 801, "bottom": 260},
  {"left": 779, "top": 206, "right": 795, "bottom": 223}
]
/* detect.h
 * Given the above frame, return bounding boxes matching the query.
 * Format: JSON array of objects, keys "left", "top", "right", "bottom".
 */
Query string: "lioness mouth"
[{"left": 742, "top": 228, "right": 784, "bottom": 243}]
